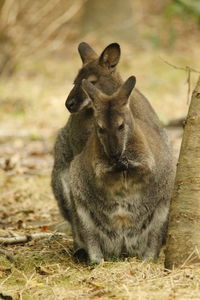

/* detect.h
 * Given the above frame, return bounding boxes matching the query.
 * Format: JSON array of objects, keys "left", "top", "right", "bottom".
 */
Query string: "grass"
[
  {"left": 0, "top": 41, "right": 200, "bottom": 299},
  {"left": 1, "top": 244, "right": 200, "bottom": 299}
]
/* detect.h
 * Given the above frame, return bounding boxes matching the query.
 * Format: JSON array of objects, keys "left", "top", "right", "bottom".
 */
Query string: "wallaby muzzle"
[
  {"left": 65, "top": 85, "right": 86, "bottom": 113},
  {"left": 66, "top": 98, "right": 76, "bottom": 112},
  {"left": 112, "top": 156, "right": 129, "bottom": 172}
]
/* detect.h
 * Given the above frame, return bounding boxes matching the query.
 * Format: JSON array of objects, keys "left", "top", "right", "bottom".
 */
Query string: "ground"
[{"left": 0, "top": 44, "right": 200, "bottom": 300}]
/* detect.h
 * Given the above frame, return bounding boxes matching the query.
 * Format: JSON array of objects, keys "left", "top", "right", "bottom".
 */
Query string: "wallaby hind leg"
[
  {"left": 72, "top": 205, "right": 104, "bottom": 265},
  {"left": 141, "top": 207, "right": 169, "bottom": 261},
  {"left": 73, "top": 248, "right": 88, "bottom": 264},
  {"left": 141, "top": 232, "right": 163, "bottom": 261},
  {"left": 51, "top": 126, "right": 73, "bottom": 223},
  {"left": 87, "top": 240, "right": 104, "bottom": 265},
  {"left": 51, "top": 168, "right": 72, "bottom": 223},
  {"left": 75, "top": 229, "right": 103, "bottom": 265}
]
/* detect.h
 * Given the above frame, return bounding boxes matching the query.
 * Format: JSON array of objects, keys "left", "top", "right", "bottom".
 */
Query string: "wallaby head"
[
  {"left": 66, "top": 42, "right": 122, "bottom": 113},
  {"left": 82, "top": 76, "right": 136, "bottom": 167}
]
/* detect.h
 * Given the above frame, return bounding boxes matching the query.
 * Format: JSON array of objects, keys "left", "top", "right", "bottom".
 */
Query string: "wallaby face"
[
  {"left": 66, "top": 42, "right": 121, "bottom": 113},
  {"left": 82, "top": 76, "right": 136, "bottom": 166}
]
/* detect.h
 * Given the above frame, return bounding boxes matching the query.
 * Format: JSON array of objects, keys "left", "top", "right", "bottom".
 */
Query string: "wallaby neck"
[{"left": 76, "top": 105, "right": 93, "bottom": 116}]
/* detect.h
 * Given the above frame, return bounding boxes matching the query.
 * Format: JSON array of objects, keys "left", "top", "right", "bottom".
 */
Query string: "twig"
[
  {"left": 18, "top": 1, "right": 85, "bottom": 58},
  {"left": 0, "top": 248, "right": 16, "bottom": 262},
  {"left": 165, "top": 117, "right": 185, "bottom": 127},
  {"left": 0, "top": 272, "right": 13, "bottom": 288},
  {"left": 27, "top": 1, "right": 59, "bottom": 26},
  {"left": 54, "top": 240, "right": 71, "bottom": 256},
  {"left": 0, "top": 232, "right": 67, "bottom": 245},
  {"left": 38, "top": 1, "right": 84, "bottom": 39},
  {"left": 160, "top": 58, "right": 200, "bottom": 105},
  {"left": 160, "top": 58, "right": 200, "bottom": 74},
  {"left": 0, "top": 0, "right": 16, "bottom": 26},
  {"left": 186, "top": 66, "right": 191, "bottom": 104}
]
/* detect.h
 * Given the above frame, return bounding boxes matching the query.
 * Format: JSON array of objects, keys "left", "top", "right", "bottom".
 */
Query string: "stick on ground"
[
  {"left": 0, "top": 248, "right": 16, "bottom": 262},
  {"left": 0, "top": 232, "right": 68, "bottom": 245}
]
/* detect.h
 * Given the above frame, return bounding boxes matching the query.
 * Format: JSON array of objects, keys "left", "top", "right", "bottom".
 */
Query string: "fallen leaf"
[
  {"left": 40, "top": 225, "right": 50, "bottom": 232},
  {"left": 35, "top": 266, "right": 53, "bottom": 275}
]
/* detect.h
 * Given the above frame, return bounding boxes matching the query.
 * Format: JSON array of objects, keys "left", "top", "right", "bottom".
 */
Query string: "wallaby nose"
[{"left": 66, "top": 98, "right": 76, "bottom": 111}]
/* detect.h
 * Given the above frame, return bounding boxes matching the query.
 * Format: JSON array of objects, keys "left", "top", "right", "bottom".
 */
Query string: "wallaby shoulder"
[{"left": 130, "top": 88, "right": 161, "bottom": 130}]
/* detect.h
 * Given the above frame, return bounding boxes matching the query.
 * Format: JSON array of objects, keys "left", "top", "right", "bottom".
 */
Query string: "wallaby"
[
  {"left": 52, "top": 42, "right": 173, "bottom": 242},
  {"left": 51, "top": 43, "right": 123, "bottom": 222},
  {"left": 69, "top": 76, "right": 175, "bottom": 264}
]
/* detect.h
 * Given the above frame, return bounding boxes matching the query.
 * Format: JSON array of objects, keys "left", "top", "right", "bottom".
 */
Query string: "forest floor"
[{"left": 0, "top": 44, "right": 200, "bottom": 300}]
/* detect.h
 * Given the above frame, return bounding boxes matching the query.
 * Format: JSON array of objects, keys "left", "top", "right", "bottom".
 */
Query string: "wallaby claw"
[{"left": 89, "top": 257, "right": 104, "bottom": 266}]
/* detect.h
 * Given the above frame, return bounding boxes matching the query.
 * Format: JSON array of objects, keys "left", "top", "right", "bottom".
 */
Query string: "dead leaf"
[
  {"left": 35, "top": 266, "right": 53, "bottom": 275},
  {"left": 40, "top": 225, "right": 50, "bottom": 232},
  {"left": 16, "top": 220, "right": 24, "bottom": 229}
]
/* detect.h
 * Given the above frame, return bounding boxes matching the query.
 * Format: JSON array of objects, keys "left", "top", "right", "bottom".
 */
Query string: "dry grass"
[
  {"left": 1, "top": 241, "right": 200, "bottom": 299},
  {"left": 0, "top": 40, "right": 200, "bottom": 299}
]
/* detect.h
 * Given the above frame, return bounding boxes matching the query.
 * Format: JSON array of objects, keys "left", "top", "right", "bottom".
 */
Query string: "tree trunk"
[{"left": 165, "top": 76, "right": 200, "bottom": 269}]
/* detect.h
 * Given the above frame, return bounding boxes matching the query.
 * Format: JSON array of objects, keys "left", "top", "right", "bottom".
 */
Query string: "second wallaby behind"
[
  {"left": 51, "top": 43, "right": 122, "bottom": 223},
  {"left": 69, "top": 76, "right": 175, "bottom": 264}
]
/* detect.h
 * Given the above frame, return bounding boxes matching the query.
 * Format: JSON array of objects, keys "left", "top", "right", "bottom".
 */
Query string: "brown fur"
[{"left": 68, "top": 77, "right": 175, "bottom": 264}]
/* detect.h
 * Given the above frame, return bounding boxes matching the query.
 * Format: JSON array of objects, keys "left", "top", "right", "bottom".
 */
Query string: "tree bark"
[{"left": 165, "top": 76, "right": 200, "bottom": 269}]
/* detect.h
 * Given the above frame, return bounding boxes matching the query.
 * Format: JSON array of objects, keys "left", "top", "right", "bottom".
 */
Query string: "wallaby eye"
[
  {"left": 110, "top": 64, "right": 116, "bottom": 69},
  {"left": 97, "top": 125, "right": 106, "bottom": 134},
  {"left": 87, "top": 75, "right": 98, "bottom": 85},
  {"left": 118, "top": 123, "right": 125, "bottom": 131},
  {"left": 90, "top": 80, "right": 97, "bottom": 85}
]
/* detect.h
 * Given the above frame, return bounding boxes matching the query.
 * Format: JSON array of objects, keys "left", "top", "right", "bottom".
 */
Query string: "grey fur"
[{"left": 51, "top": 43, "right": 122, "bottom": 222}]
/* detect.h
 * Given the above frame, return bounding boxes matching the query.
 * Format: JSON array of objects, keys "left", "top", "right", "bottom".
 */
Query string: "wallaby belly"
[{"left": 69, "top": 159, "right": 170, "bottom": 261}]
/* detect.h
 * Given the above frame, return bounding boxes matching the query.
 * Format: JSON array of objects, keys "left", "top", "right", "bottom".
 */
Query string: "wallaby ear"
[
  {"left": 78, "top": 42, "right": 98, "bottom": 65},
  {"left": 82, "top": 79, "right": 102, "bottom": 102},
  {"left": 118, "top": 76, "right": 136, "bottom": 104},
  {"left": 99, "top": 43, "right": 121, "bottom": 70}
]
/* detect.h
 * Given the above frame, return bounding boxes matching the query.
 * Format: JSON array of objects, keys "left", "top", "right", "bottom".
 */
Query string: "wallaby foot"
[
  {"left": 141, "top": 245, "right": 160, "bottom": 262},
  {"left": 74, "top": 248, "right": 104, "bottom": 265},
  {"left": 88, "top": 252, "right": 104, "bottom": 265},
  {"left": 89, "top": 256, "right": 104, "bottom": 265},
  {"left": 73, "top": 248, "right": 88, "bottom": 264}
]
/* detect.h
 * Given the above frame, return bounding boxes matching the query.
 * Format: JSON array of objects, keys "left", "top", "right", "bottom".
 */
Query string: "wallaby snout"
[
  {"left": 113, "top": 157, "right": 129, "bottom": 172},
  {"left": 65, "top": 85, "right": 88, "bottom": 113},
  {"left": 65, "top": 86, "right": 78, "bottom": 112},
  {"left": 103, "top": 137, "right": 124, "bottom": 162},
  {"left": 66, "top": 97, "right": 76, "bottom": 111}
]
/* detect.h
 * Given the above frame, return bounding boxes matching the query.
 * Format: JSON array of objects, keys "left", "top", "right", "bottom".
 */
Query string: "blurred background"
[{"left": 0, "top": 0, "right": 200, "bottom": 226}]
